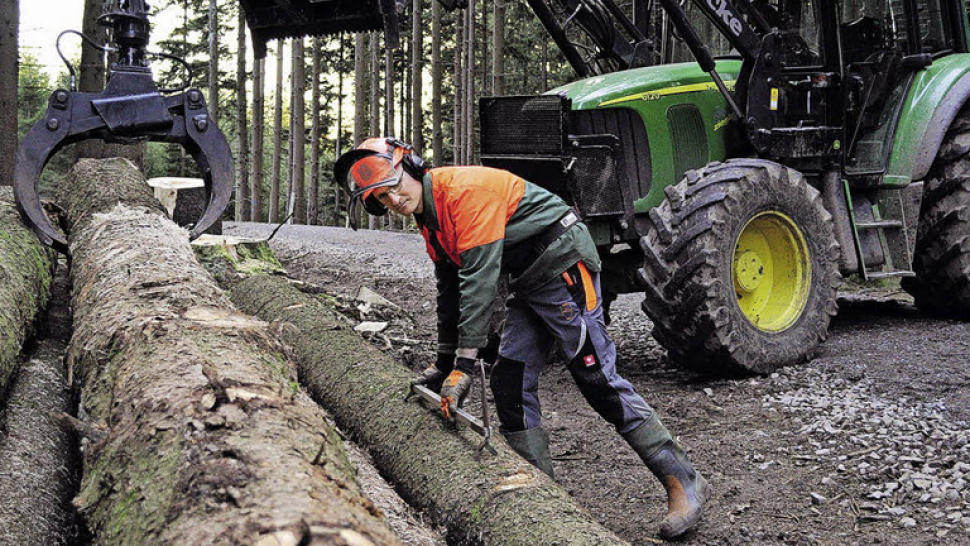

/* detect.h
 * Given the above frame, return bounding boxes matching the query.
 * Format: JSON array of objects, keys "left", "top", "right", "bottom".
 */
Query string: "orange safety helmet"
[{"left": 334, "top": 137, "right": 425, "bottom": 229}]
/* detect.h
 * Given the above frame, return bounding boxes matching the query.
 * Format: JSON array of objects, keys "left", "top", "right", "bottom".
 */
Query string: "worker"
[{"left": 334, "top": 137, "right": 711, "bottom": 539}]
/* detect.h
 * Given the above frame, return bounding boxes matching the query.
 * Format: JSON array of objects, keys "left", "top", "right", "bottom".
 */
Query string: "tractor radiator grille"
[
  {"left": 568, "top": 139, "right": 624, "bottom": 217},
  {"left": 480, "top": 96, "right": 568, "bottom": 156}
]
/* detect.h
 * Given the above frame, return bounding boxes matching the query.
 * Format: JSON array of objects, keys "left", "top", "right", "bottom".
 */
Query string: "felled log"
[
  {"left": 0, "top": 187, "right": 55, "bottom": 396},
  {"left": 55, "top": 158, "right": 401, "bottom": 546},
  {"left": 217, "top": 271, "right": 629, "bottom": 545},
  {"left": 0, "top": 355, "right": 78, "bottom": 546}
]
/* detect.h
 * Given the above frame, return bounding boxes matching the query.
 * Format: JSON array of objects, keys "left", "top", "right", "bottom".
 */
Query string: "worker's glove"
[
  {"left": 411, "top": 353, "right": 456, "bottom": 391},
  {"left": 440, "top": 357, "right": 476, "bottom": 421}
]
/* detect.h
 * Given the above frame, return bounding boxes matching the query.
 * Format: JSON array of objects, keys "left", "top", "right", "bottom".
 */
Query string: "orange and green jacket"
[{"left": 414, "top": 166, "right": 600, "bottom": 352}]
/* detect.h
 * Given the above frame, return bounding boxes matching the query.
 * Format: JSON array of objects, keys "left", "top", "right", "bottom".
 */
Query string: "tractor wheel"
[
  {"left": 638, "top": 159, "right": 841, "bottom": 375},
  {"left": 901, "top": 106, "right": 970, "bottom": 316}
]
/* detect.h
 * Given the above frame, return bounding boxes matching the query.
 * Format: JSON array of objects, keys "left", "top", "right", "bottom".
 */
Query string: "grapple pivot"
[{"left": 14, "top": 0, "right": 233, "bottom": 254}]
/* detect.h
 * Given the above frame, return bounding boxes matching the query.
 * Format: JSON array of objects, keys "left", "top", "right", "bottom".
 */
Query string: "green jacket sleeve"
[{"left": 456, "top": 240, "right": 504, "bottom": 348}]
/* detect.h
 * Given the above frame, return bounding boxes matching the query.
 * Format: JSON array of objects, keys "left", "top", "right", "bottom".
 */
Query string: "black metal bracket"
[{"left": 14, "top": 0, "right": 232, "bottom": 254}]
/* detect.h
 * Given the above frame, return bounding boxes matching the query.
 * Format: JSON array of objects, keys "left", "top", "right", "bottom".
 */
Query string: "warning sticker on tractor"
[{"left": 770, "top": 88, "right": 779, "bottom": 111}]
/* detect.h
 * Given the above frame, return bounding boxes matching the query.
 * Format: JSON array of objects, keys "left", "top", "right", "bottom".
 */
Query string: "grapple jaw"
[{"left": 14, "top": 0, "right": 232, "bottom": 254}]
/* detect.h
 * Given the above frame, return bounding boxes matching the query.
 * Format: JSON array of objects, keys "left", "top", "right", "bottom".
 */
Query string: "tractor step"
[
  {"left": 864, "top": 271, "right": 916, "bottom": 279},
  {"left": 856, "top": 220, "right": 903, "bottom": 229},
  {"left": 848, "top": 184, "right": 923, "bottom": 282}
]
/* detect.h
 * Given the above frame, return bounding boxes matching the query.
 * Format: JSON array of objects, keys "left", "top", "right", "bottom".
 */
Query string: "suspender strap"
[{"left": 503, "top": 210, "right": 582, "bottom": 276}]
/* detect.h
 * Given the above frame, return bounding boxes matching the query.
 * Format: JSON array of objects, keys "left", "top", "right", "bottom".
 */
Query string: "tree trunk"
[
  {"left": 292, "top": 38, "right": 306, "bottom": 225},
  {"left": 235, "top": 9, "right": 250, "bottom": 222},
  {"left": 270, "top": 40, "right": 285, "bottom": 223},
  {"left": 75, "top": 0, "right": 107, "bottom": 160},
  {"left": 251, "top": 56, "right": 265, "bottom": 222},
  {"left": 384, "top": 46, "right": 394, "bottom": 141},
  {"left": 0, "top": 258, "right": 78, "bottom": 546},
  {"left": 454, "top": 16, "right": 463, "bottom": 164},
  {"left": 412, "top": 0, "right": 424, "bottom": 154},
  {"left": 54, "top": 158, "right": 402, "bottom": 546},
  {"left": 335, "top": 39, "right": 345, "bottom": 227},
  {"left": 464, "top": 0, "right": 475, "bottom": 164},
  {"left": 0, "top": 352, "right": 78, "bottom": 546},
  {"left": 222, "top": 273, "right": 632, "bottom": 546},
  {"left": 431, "top": 1, "right": 442, "bottom": 167},
  {"left": 208, "top": 0, "right": 219, "bottom": 126},
  {"left": 492, "top": 0, "right": 506, "bottom": 97},
  {"left": 369, "top": 33, "right": 381, "bottom": 230},
  {"left": 309, "top": 38, "right": 322, "bottom": 226},
  {"left": 0, "top": 0, "right": 15, "bottom": 186},
  {"left": 0, "top": 187, "right": 55, "bottom": 397},
  {"left": 354, "top": 33, "right": 367, "bottom": 147}
]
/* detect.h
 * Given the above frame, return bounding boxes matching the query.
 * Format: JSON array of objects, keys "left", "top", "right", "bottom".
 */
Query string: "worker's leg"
[
  {"left": 523, "top": 261, "right": 710, "bottom": 538},
  {"left": 491, "top": 294, "right": 555, "bottom": 477}
]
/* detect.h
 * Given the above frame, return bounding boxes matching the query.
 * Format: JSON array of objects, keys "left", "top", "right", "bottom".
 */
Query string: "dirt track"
[{"left": 227, "top": 221, "right": 970, "bottom": 546}]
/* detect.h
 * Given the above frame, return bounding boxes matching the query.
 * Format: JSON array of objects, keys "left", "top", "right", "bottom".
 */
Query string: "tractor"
[{"left": 476, "top": 0, "right": 970, "bottom": 374}]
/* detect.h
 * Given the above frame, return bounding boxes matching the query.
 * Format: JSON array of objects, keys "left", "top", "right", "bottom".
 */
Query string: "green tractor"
[{"left": 479, "top": 0, "right": 970, "bottom": 374}]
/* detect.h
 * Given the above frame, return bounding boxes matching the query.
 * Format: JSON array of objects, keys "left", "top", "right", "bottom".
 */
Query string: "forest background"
[{"left": 5, "top": 0, "right": 578, "bottom": 230}]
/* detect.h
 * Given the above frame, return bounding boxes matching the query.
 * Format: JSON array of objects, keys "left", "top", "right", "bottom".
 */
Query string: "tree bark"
[
  {"left": 454, "top": 15, "right": 463, "bottom": 164},
  {"left": 492, "top": 0, "right": 506, "bottom": 97},
  {"left": 411, "top": 0, "right": 424, "bottom": 154},
  {"left": 0, "top": 187, "right": 55, "bottom": 396},
  {"left": 222, "top": 273, "right": 631, "bottom": 546},
  {"left": 208, "top": 0, "right": 220, "bottom": 126},
  {"left": 236, "top": 9, "right": 250, "bottom": 222},
  {"left": 75, "top": 0, "right": 107, "bottom": 161},
  {"left": 309, "top": 38, "right": 322, "bottom": 226},
  {"left": 0, "top": 0, "right": 17, "bottom": 185},
  {"left": 292, "top": 38, "right": 307, "bottom": 225},
  {"left": 384, "top": 45, "right": 394, "bottom": 142},
  {"left": 270, "top": 40, "right": 285, "bottom": 223},
  {"left": 354, "top": 33, "right": 367, "bottom": 147},
  {"left": 54, "top": 158, "right": 402, "bottom": 546},
  {"left": 431, "top": 1, "right": 442, "bottom": 167},
  {"left": 464, "top": 0, "right": 475, "bottom": 163},
  {"left": 251, "top": 56, "right": 265, "bottom": 222},
  {"left": 369, "top": 34, "right": 381, "bottom": 230},
  {"left": 335, "top": 38, "right": 345, "bottom": 227},
  {"left": 0, "top": 353, "right": 78, "bottom": 546}
]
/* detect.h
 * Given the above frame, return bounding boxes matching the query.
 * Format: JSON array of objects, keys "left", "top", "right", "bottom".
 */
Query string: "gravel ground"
[{"left": 227, "top": 222, "right": 970, "bottom": 545}]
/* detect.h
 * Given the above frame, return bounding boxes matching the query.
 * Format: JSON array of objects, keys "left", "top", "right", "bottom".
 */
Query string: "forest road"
[{"left": 227, "top": 221, "right": 970, "bottom": 546}]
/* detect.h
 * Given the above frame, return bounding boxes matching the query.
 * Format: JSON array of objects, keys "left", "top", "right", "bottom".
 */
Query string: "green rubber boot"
[
  {"left": 503, "top": 426, "right": 555, "bottom": 479},
  {"left": 624, "top": 414, "right": 710, "bottom": 539}
]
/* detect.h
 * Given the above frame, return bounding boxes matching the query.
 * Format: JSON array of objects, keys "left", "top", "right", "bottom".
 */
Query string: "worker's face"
[{"left": 372, "top": 168, "right": 423, "bottom": 216}]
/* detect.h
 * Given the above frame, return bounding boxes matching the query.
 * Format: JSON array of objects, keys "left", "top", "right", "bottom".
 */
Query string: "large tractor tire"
[
  {"left": 638, "top": 159, "right": 841, "bottom": 375},
  {"left": 901, "top": 106, "right": 970, "bottom": 315}
]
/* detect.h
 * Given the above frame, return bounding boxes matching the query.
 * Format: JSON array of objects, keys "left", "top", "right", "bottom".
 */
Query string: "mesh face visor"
[{"left": 340, "top": 152, "right": 403, "bottom": 230}]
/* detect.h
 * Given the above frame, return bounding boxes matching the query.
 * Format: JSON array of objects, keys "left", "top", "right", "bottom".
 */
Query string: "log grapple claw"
[{"left": 13, "top": 0, "right": 233, "bottom": 253}]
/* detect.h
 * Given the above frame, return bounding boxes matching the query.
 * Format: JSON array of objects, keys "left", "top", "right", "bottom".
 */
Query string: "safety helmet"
[{"left": 334, "top": 137, "right": 426, "bottom": 230}]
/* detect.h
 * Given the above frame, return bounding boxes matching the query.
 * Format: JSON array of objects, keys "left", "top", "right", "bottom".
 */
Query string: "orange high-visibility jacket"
[{"left": 414, "top": 166, "right": 600, "bottom": 352}]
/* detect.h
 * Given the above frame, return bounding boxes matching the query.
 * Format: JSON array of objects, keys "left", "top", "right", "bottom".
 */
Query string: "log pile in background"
[
  {"left": 0, "top": 186, "right": 54, "bottom": 396},
  {"left": 55, "top": 159, "right": 401, "bottom": 545},
  {"left": 206, "top": 254, "right": 630, "bottom": 545}
]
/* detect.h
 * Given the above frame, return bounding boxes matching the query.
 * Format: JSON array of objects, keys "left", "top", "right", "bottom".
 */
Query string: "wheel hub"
[{"left": 735, "top": 251, "right": 765, "bottom": 292}]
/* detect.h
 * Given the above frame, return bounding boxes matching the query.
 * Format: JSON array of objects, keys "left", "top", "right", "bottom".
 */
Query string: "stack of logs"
[{"left": 0, "top": 159, "right": 630, "bottom": 546}]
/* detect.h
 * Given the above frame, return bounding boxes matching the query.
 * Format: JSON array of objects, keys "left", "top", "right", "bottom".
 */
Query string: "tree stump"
[{"left": 145, "top": 177, "right": 222, "bottom": 235}]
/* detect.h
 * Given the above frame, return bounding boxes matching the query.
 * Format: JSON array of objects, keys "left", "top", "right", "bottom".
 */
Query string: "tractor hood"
[{"left": 547, "top": 60, "right": 744, "bottom": 111}]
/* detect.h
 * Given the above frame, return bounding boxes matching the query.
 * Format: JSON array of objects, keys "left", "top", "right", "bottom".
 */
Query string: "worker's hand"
[
  {"left": 411, "top": 353, "right": 456, "bottom": 391},
  {"left": 440, "top": 357, "right": 476, "bottom": 420}
]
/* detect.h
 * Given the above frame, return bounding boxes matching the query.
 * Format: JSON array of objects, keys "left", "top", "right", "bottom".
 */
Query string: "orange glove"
[{"left": 439, "top": 362, "right": 474, "bottom": 420}]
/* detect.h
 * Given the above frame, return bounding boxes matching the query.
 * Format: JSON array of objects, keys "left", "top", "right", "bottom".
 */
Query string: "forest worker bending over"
[{"left": 334, "top": 137, "right": 711, "bottom": 539}]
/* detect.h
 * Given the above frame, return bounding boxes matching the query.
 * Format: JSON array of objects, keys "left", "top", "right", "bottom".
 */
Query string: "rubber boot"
[
  {"left": 502, "top": 426, "right": 555, "bottom": 479},
  {"left": 624, "top": 414, "right": 710, "bottom": 539}
]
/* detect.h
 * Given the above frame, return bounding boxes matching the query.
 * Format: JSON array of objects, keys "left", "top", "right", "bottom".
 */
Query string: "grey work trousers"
[{"left": 491, "top": 261, "right": 655, "bottom": 435}]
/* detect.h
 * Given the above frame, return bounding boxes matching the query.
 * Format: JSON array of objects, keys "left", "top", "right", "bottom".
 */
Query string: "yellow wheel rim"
[{"left": 733, "top": 211, "right": 811, "bottom": 332}]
